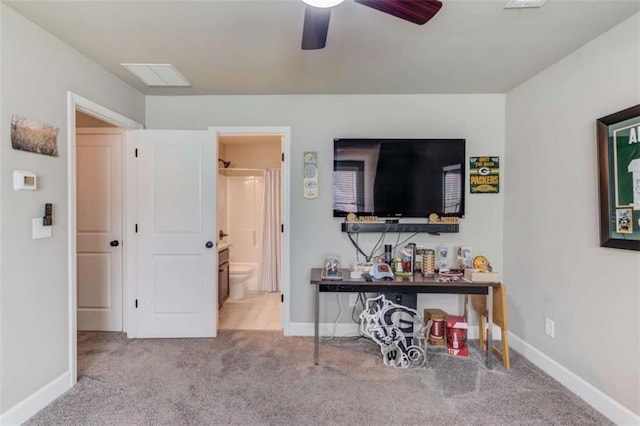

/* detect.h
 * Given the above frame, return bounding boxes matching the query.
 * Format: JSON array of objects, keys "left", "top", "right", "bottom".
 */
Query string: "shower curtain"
[{"left": 260, "top": 169, "right": 281, "bottom": 292}]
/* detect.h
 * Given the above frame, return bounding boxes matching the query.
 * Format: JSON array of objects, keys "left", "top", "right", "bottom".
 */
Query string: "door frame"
[
  {"left": 66, "top": 92, "right": 143, "bottom": 387},
  {"left": 209, "top": 126, "right": 292, "bottom": 336}
]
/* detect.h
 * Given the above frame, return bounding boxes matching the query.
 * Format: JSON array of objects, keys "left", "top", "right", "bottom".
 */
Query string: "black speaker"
[{"left": 381, "top": 292, "right": 417, "bottom": 309}]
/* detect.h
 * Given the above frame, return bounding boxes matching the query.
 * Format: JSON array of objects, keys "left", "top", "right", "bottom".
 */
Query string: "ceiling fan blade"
[
  {"left": 301, "top": 6, "right": 332, "bottom": 50},
  {"left": 354, "top": 0, "right": 442, "bottom": 25}
]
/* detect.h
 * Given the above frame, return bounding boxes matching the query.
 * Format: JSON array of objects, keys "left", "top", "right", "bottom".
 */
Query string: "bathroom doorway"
[{"left": 216, "top": 134, "right": 283, "bottom": 331}]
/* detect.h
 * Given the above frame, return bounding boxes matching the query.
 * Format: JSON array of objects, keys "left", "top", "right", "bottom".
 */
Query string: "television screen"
[{"left": 333, "top": 138, "right": 465, "bottom": 218}]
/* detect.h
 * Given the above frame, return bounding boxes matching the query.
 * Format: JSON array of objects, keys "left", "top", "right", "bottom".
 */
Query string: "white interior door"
[
  {"left": 76, "top": 129, "right": 123, "bottom": 331},
  {"left": 132, "top": 130, "right": 217, "bottom": 338}
]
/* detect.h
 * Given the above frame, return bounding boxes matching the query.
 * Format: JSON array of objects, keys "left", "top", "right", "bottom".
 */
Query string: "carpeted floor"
[{"left": 25, "top": 330, "right": 611, "bottom": 425}]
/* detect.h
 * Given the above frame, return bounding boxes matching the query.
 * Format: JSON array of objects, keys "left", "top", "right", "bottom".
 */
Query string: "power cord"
[
  {"left": 320, "top": 292, "right": 344, "bottom": 340},
  {"left": 367, "top": 230, "right": 387, "bottom": 262},
  {"left": 347, "top": 231, "right": 368, "bottom": 261}
]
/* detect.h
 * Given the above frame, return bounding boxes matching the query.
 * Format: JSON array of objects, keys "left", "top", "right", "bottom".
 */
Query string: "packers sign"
[{"left": 470, "top": 156, "right": 499, "bottom": 193}]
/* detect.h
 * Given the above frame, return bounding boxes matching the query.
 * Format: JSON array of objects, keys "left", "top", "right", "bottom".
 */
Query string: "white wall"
[
  {"left": 0, "top": 4, "right": 144, "bottom": 418},
  {"left": 505, "top": 13, "right": 640, "bottom": 417},
  {"left": 146, "top": 94, "right": 505, "bottom": 324}
]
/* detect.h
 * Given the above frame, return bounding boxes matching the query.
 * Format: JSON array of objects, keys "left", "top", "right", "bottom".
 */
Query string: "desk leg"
[
  {"left": 314, "top": 285, "right": 319, "bottom": 366},
  {"left": 486, "top": 287, "right": 494, "bottom": 370}
]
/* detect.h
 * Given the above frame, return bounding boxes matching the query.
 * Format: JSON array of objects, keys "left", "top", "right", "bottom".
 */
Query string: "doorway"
[
  {"left": 211, "top": 127, "right": 291, "bottom": 335},
  {"left": 217, "top": 135, "right": 282, "bottom": 330},
  {"left": 67, "top": 92, "right": 143, "bottom": 385}
]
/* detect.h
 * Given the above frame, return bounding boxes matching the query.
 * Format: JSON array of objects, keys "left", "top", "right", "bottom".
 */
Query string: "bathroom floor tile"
[{"left": 219, "top": 290, "right": 282, "bottom": 331}]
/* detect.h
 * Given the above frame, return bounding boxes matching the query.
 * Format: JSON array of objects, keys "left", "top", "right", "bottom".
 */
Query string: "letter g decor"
[{"left": 359, "top": 295, "right": 430, "bottom": 368}]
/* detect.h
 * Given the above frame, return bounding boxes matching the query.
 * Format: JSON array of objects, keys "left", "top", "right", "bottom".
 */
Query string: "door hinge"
[
  {"left": 135, "top": 148, "right": 138, "bottom": 158},
  {"left": 281, "top": 294, "right": 284, "bottom": 303},
  {"left": 281, "top": 153, "right": 284, "bottom": 162},
  {"left": 281, "top": 224, "right": 284, "bottom": 233},
  {"left": 135, "top": 224, "right": 138, "bottom": 233},
  {"left": 135, "top": 299, "right": 138, "bottom": 308}
]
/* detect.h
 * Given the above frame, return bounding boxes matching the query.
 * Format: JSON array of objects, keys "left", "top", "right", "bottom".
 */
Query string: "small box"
[
  {"left": 464, "top": 268, "right": 500, "bottom": 283},
  {"left": 424, "top": 308, "right": 447, "bottom": 346},
  {"left": 445, "top": 314, "right": 468, "bottom": 356}
]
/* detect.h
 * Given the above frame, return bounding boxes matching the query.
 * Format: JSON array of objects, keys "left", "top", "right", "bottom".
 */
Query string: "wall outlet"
[
  {"left": 349, "top": 294, "right": 358, "bottom": 307},
  {"left": 545, "top": 318, "right": 555, "bottom": 338}
]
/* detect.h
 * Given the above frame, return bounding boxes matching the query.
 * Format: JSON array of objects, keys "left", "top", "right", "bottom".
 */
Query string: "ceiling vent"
[
  {"left": 121, "top": 63, "right": 190, "bottom": 87},
  {"left": 504, "top": 0, "right": 547, "bottom": 9}
]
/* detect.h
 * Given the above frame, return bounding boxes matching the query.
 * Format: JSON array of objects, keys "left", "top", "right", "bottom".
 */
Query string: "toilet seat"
[{"left": 230, "top": 266, "right": 251, "bottom": 274}]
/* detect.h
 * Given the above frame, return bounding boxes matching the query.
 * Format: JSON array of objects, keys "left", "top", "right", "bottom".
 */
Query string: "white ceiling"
[{"left": 5, "top": 0, "right": 640, "bottom": 95}]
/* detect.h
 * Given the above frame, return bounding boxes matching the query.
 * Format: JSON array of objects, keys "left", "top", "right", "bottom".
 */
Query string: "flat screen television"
[{"left": 333, "top": 138, "right": 465, "bottom": 218}]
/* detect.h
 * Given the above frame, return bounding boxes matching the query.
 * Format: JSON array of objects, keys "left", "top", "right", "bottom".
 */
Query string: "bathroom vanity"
[{"left": 218, "top": 244, "right": 230, "bottom": 308}]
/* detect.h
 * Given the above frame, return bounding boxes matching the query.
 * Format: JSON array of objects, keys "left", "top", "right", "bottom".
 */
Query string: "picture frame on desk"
[
  {"left": 597, "top": 104, "right": 640, "bottom": 251},
  {"left": 321, "top": 255, "right": 343, "bottom": 280}
]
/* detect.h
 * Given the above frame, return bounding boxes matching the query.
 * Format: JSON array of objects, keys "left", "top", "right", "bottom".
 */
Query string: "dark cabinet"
[{"left": 218, "top": 248, "right": 229, "bottom": 308}]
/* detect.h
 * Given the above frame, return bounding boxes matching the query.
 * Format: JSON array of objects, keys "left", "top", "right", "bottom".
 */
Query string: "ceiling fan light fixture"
[{"left": 302, "top": 0, "right": 344, "bottom": 8}]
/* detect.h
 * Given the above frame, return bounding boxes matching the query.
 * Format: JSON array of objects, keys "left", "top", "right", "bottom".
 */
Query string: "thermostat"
[{"left": 13, "top": 171, "right": 37, "bottom": 191}]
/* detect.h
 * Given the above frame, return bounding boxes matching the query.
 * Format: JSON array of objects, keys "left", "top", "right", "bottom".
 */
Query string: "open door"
[
  {"left": 131, "top": 130, "right": 217, "bottom": 338},
  {"left": 76, "top": 129, "right": 124, "bottom": 331}
]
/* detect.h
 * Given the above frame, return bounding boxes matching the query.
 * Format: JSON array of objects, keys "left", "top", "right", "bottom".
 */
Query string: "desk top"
[{"left": 310, "top": 268, "right": 499, "bottom": 289}]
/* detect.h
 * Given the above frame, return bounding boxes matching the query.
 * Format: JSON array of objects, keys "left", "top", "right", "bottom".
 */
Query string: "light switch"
[{"left": 32, "top": 218, "right": 52, "bottom": 239}]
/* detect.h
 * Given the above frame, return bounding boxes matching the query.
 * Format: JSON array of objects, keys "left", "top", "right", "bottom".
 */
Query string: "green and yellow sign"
[{"left": 470, "top": 156, "right": 499, "bottom": 193}]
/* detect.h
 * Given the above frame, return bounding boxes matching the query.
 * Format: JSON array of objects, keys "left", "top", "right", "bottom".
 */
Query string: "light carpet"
[{"left": 25, "top": 331, "right": 611, "bottom": 425}]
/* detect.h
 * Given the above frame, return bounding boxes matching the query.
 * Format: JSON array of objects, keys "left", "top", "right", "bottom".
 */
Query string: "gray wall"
[
  {"left": 505, "top": 13, "right": 640, "bottom": 415},
  {"left": 0, "top": 4, "right": 144, "bottom": 414},
  {"left": 145, "top": 94, "right": 506, "bottom": 324}
]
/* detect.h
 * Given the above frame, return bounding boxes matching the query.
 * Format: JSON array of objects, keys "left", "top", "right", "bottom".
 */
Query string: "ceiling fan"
[{"left": 301, "top": 0, "right": 443, "bottom": 50}]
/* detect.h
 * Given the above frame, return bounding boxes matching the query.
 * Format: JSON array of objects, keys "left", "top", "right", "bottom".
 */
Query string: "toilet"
[{"left": 229, "top": 264, "right": 253, "bottom": 300}]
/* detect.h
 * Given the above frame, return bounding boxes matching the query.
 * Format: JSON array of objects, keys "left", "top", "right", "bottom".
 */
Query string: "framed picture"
[
  {"left": 10, "top": 114, "right": 58, "bottom": 157},
  {"left": 597, "top": 104, "right": 640, "bottom": 250}
]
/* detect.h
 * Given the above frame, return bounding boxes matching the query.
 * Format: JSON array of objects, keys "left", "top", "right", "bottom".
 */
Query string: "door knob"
[
  {"left": 110, "top": 240, "right": 120, "bottom": 247},
  {"left": 206, "top": 241, "right": 214, "bottom": 249}
]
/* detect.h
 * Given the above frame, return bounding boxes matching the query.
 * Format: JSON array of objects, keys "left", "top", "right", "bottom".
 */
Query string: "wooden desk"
[{"left": 310, "top": 268, "right": 500, "bottom": 369}]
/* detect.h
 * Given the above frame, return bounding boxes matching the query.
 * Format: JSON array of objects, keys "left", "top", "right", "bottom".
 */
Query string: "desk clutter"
[{"left": 346, "top": 243, "right": 499, "bottom": 283}]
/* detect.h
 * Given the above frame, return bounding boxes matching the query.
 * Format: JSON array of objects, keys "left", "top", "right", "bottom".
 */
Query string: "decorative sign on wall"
[
  {"left": 359, "top": 295, "right": 428, "bottom": 368},
  {"left": 597, "top": 105, "right": 640, "bottom": 251},
  {"left": 303, "top": 151, "right": 318, "bottom": 199},
  {"left": 469, "top": 156, "right": 499, "bottom": 193},
  {"left": 10, "top": 114, "right": 58, "bottom": 157}
]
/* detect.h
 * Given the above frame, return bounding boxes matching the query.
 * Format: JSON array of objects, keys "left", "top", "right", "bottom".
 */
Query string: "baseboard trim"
[
  {"left": 287, "top": 322, "right": 502, "bottom": 340},
  {"left": 288, "top": 322, "right": 360, "bottom": 337},
  {"left": 509, "top": 332, "right": 639, "bottom": 425},
  {"left": 0, "top": 371, "right": 71, "bottom": 425}
]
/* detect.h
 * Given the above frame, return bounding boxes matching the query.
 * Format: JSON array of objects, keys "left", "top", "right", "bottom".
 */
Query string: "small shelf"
[{"left": 341, "top": 222, "right": 458, "bottom": 234}]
